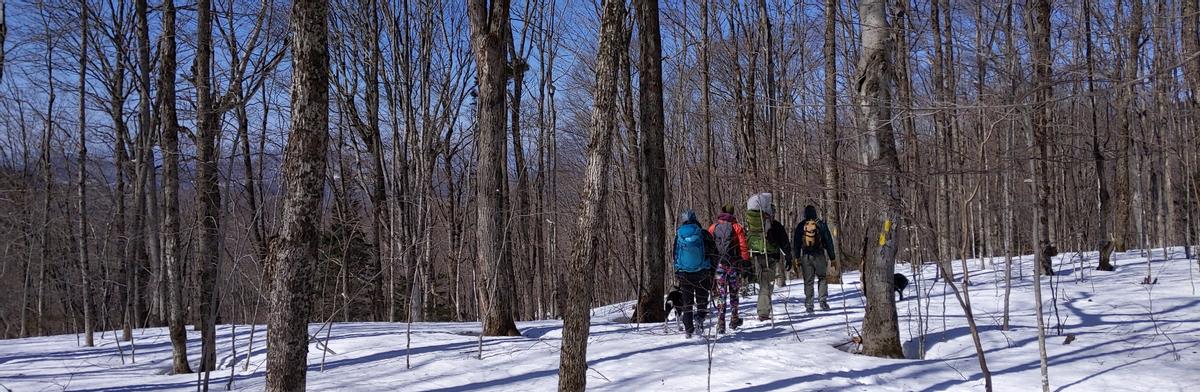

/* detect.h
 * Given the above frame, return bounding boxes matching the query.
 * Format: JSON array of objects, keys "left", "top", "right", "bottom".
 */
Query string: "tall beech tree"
[
  {"left": 855, "top": 0, "right": 904, "bottom": 359},
  {"left": 264, "top": 0, "right": 330, "bottom": 389}
]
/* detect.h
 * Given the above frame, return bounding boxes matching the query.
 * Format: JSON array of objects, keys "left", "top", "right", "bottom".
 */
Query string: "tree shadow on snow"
[{"left": 412, "top": 340, "right": 697, "bottom": 391}]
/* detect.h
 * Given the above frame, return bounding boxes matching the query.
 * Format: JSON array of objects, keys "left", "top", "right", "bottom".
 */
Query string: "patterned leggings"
[{"left": 716, "top": 265, "right": 741, "bottom": 324}]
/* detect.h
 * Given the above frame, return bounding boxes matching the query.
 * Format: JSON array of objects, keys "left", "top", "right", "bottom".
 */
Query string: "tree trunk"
[
  {"left": 468, "top": 0, "right": 520, "bottom": 337},
  {"left": 700, "top": 0, "right": 718, "bottom": 210},
  {"left": 363, "top": 1, "right": 389, "bottom": 321},
  {"left": 76, "top": 1, "right": 94, "bottom": 347},
  {"left": 1, "top": 0, "right": 6, "bottom": 81},
  {"left": 264, "top": 0, "right": 329, "bottom": 389},
  {"left": 1027, "top": 0, "right": 1054, "bottom": 389},
  {"left": 633, "top": 0, "right": 667, "bottom": 324},
  {"left": 559, "top": 0, "right": 623, "bottom": 389},
  {"left": 1084, "top": 0, "right": 1115, "bottom": 271},
  {"left": 105, "top": 4, "right": 132, "bottom": 340},
  {"left": 508, "top": 28, "right": 534, "bottom": 321},
  {"left": 855, "top": 0, "right": 904, "bottom": 359},
  {"left": 157, "top": 0, "right": 191, "bottom": 374},
  {"left": 823, "top": 0, "right": 843, "bottom": 283},
  {"left": 194, "top": 0, "right": 221, "bottom": 372},
  {"left": 1114, "top": 0, "right": 1144, "bottom": 252}
]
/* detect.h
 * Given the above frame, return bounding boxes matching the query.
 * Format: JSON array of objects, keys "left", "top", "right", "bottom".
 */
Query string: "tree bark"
[
  {"left": 700, "top": 0, "right": 716, "bottom": 212},
  {"left": 559, "top": 0, "right": 623, "bottom": 389},
  {"left": 157, "top": 0, "right": 192, "bottom": 374},
  {"left": 76, "top": 0, "right": 94, "bottom": 347},
  {"left": 1114, "top": 0, "right": 1144, "bottom": 252},
  {"left": 362, "top": 0, "right": 389, "bottom": 321},
  {"left": 822, "top": 0, "right": 843, "bottom": 283},
  {"left": 264, "top": 0, "right": 329, "bottom": 389},
  {"left": 1026, "top": 0, "right": 1054, "bottom": 389},
  {"left": 855, "top": 0, "right": 905, "bottom": 359},
  {"left": 1085, "top": 0, "right": 1115, "bottom": 271},
  {"left": 102, "top": 2, "right": 132, "bottom": 340},
  {"left": 1, "top": 0, "right": 5, "bottom": 81},
  {"left": 633, "top": 0, "right": 667, "bottom": 324},
  {"left": 194, "top": 0, "right": 221, "bottom": 372},
  {"left": 468, "top": 0, "right": 521, "bottom": 337}
]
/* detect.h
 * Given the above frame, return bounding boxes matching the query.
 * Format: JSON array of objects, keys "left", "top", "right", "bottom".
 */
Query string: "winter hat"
[
  {"left": 680, "top": 209, "right": 699, "bottom": 225},
  {"left": 804, "top": 205, "right": 818, "bottom": 220},
  {"left": 721, "top": 204, "right": 735, "bottom": 214}
]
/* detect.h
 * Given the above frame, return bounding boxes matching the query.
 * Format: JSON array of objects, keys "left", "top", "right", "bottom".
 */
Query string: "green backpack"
[{"left": 745, "top": 209, "right": 777, "bottom": 254}]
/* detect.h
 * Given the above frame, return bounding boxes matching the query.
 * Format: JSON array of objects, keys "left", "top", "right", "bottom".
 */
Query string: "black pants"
[{"left": 676, "top": 270, "right": 714, "bottom": 333}]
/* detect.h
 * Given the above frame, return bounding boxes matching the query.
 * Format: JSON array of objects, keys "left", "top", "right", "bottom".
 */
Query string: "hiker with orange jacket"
[{"left": 708, "top": 205, "right": 751, "bottom": 334}]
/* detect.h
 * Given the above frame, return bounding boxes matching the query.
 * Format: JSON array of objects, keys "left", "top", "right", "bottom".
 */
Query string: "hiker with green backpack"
[{"left": 745, "top": 194, "right": 791, "bottom": 322}]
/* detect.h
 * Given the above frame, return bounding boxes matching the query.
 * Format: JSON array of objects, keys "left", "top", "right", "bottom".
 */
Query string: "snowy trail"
[{"left": 2, "top": 248, "right": 1198, "bottom": 391}]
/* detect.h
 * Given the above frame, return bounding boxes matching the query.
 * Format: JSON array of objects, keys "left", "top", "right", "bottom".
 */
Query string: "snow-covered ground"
[{"left": 2, "top": 248, "right": 1198, "bottom": 391}]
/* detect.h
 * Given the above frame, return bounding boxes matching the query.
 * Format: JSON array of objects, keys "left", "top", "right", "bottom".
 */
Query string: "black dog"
[
  {"left": 894, "top": 273, "right": 910, "bottom": 301},
  {"left": 664, "top": 286, "right": 684, "bottom": 320}
]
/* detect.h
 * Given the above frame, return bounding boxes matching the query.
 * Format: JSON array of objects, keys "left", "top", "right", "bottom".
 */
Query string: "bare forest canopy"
[{"left": 0, "top": 0, "right": 1197, "bottom": 348}]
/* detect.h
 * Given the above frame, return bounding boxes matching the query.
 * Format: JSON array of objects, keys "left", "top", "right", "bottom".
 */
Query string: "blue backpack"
[{"left": 674, "top": 223, "right": 709, "bottom": 272}]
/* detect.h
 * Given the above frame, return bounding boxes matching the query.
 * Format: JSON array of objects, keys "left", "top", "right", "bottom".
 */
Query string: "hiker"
[
  {"left": 708, "top": 205, "right": 751, "bottom": 334},
  {"left": 745, "top": 198, "right": 791, "bottom": 322},
  {"left": 793, "top": 205, "right": 837, "bottom": 313},
  {"left": 673, "top": 209, "right": 717, "bottom": 338},
  {"left": 768, "top": 206, "right": 792, "bottom": 288}
]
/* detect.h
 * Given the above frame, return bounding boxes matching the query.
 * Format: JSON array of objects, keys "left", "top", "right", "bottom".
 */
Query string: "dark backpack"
[
  {"left": 800, "top": 219, "right": 825, "bottom": 253},
  {"left": 713, "top": 222, "right": 735, "bottom": 266}
]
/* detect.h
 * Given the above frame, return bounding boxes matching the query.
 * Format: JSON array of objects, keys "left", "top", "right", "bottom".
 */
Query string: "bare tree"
[
  {"left": 1, "top": 0, "right": 6, "bottom": 81},
  {"left": 1114, "top": 0, "right": 1145, "bottom": 253},
  {"left": 75, "top": 0, "right": 94, "bottom": 347},
  {"left": 193, "top": 0, "right": 222, "bottom": 372},
  {"left": 1026, "top": 0, "right": 1053, "bottom": 389},
  {"left": 700, "top": 0, "right": 716, "bottom": 212},
  {"left": 468, "top": 0, "right": 520, "bottom": 337},
  {"left": 855, "top": 0, "right": 904, "bottom": 359},
  {"left": 264, "top": 0, "right": 329, "bottom": 389},
  {"left": 1085, "top": 0, "right": 1115, "bottom": 271},
  {"left": 157, "top": 0, "right": 192, "bottom": 374},
  {"left": 822, "top": 0, "right": 843, "bottom": 284},
  {"left": 633, "top": 0, "right": 667, "bottom": 324},
  {"left": 559, "top": 0, "right": 623, "bottom": 389}
]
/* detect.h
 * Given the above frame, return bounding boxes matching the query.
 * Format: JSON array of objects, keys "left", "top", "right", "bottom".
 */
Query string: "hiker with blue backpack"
[{"left": 673, "top": 209, "right": 717, "bottom": 338}]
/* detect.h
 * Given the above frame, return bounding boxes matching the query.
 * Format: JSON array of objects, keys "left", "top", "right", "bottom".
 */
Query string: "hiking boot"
[
  {"left": 731, "top": 317, "right": 743, "bottom": 330},
  {"left": 758, "top": 315, "right": 771, "bottom": 322},
  {"left": 820, "top": 302, "right": 830, "bottom": 311},
  {"left": 717, "top": 323, "right": 726, "bottom": 335},
  {"left": 805, "top": 306, "right": 815, "bottom": 314}
]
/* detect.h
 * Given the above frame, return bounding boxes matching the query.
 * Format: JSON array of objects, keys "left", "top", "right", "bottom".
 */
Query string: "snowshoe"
[{"left": 820, "top": 302, "right": 830, "bottom": 311}]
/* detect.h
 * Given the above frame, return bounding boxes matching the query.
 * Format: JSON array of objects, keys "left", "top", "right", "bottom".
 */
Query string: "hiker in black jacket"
[
  {"left": 766, "top": 211, "right": 792, "bottom": 288},
  {"left": 793, "top": 205, "right": 836, "bottom": 313}
]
